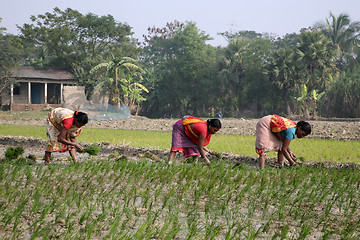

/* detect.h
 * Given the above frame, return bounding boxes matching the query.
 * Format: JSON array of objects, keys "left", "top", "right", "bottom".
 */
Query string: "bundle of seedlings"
[
  {"left": 2, "top": 146, "right": 36, "bottom": 165},
  {"left": 83, "top": 144, "right": 101, "bottom": 156},
  {"left": 5, "top": 146, "right": 25, "bottom": 160}
]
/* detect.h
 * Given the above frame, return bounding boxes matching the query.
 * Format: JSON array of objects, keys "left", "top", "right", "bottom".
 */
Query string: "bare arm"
[
  {"left": 57, "top": 127, "right": 83, "bottom": 151},
  {"left": 281, "top": 138, "right": 296, "bottom": 165},
  {"left": 198, "top": 135, "right": 211, "bottom": 166}
]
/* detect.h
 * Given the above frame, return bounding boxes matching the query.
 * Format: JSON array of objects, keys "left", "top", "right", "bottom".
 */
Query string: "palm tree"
[
  {"left": 315, "top": 12, "right": 360, "bottom": 71},
  {"left": 296, "top": 30, "right": 338, "bottom": 90},
  {"left": 218, "top": 37, "right": 250, "bottom": 114},
  {"left": 296, "top": 29, "right": 339, "bottom": 118},
  {"left": 268, "top": 48, "right": 301, "bottom": 115}
]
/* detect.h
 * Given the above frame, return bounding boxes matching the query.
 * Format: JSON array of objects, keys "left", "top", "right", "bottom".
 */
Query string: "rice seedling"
[{"left": 0, "top": 144, "right": 359, "bottom": 239}]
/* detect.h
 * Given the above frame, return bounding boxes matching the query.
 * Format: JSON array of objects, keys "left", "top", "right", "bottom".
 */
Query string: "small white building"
[{"left": 1, "top": 67, "right": 78, "bottom": 111}]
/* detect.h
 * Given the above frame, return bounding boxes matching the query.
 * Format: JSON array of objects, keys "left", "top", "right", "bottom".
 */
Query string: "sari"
[
  {"left": 270, "top": 115, "right": 296, "bottom": 140},
  {"left": 45, "top": 108, "right": 82, "bottom": 153},
  {"left": 255, "top": 115, "right": 296, "bottom": 155},
  {"left": 171, "top": 116, "right": 211, "bottom": 158}
]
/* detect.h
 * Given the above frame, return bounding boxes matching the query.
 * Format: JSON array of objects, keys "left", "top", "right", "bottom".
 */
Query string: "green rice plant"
[
  {"left": 40, "top": 222, "right": 52, "bottom": 239},
  {"left": 223, "top": 220, "right": 237, "bottom": 240},
  {"left": 154, "top": 185, "right": 163, "bottom": 202},
  {"left": 140, "top": 187, "right": 151, "bottom": 208},
  {"left": 164, "top": 212, "right": 181, "bottom": 240},
  {"left": 260, "top": 193, "right": 272, "bottom": 218},
  {"left": 321, "top": 230, "right": 337, "bottom": 240},
  {"left": 280, "top": 224, "right": 290, "bottom": 239},
  {"left": 108, "top": 215, "right": 121, "bottom": 238},
  {"left": 242, "top": 222, "right": 262, "bottom": 240},
  {"left": 2, "top": 212, "right": 13, "bottom": 229},
  {"left": 84, "top": 217, "right": 98, "bottom": 239},
  {"left": 130, "top": 219, "right": 156, "bottom": 240},
  {"left": 29, "top": 222, "right": 42, "bottom": 240},
  {"left": 79, "top": 204, "right": 93, "bottom": 225},
  {"left": 186, "top": 211, "right": 201, "bottom": 239},
  {"left": 154, "top": 213, "right": 175, "bottom": 239},
  {"left": 298, "top": 223, "right": 311, "bottom": 239},
  {"left": 161, "top": 187, "right": 176, "bottom": 210},
  {"left": 204, "top": 220, "right": 222, "bottom": 239},
  {"left": 54, "top": 202, "right": 67, "bottom": 224},
  {"left": 38, "top": 202, "right": 52, "bottom": 222}
]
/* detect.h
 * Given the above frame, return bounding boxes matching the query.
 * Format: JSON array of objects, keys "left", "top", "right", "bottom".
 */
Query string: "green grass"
[{"left": 0, "top": 124, "right": 360, "bottom": 163}]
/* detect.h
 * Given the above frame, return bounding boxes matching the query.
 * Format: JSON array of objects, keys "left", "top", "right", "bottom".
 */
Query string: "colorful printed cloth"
[
  {"left": 170, "top": 116, "right": 211, "bottom": 158},
  {"left": 45, "top": 108, "right": 82, "bottom": 153},
  {"left": 255, "top": 115, "right": 296, "bottom": 156},
  {"left": 182, "top": 116, "right": 211, "bottom": 146},
  {"left": 270, "top": 115, "right": 296, "bottom": 140},
  {"left": 171, "top": 120, "right": 200, "bottom": 158}
]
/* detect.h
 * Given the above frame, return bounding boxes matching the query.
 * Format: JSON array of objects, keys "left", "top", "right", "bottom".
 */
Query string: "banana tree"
[
  {"left": 296, "top": 84, "right": 325, "bottom": 119},
  {"left": 311, "top": 89, "right": 325, "bottom": 119},
  {"left": 120, "top": 74, "right": 149, "bottom": 115},
  {"left": 296, "top": 84, "right": 311, "bottom": 118},
  {"left": 90, "top": 57, "right": 146, "bottom": 109}
]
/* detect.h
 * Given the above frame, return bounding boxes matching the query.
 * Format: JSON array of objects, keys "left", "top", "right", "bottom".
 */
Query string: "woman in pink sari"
[
  {"left": 44, "top": 108, "right": 88, "bottom": 163},
  {"left": 169, "top": 116, "right": 221, "bottom": 166},
  {"left": 255, "top": 114, "right": 311, "bottom": 168}
]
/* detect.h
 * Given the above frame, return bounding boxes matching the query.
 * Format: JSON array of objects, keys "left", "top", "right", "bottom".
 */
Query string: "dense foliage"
[
  {"left": 1, "top": 10, "right": 360, "bottom": 118},
  {"left": 0, "top": 23, "right": 23, "bottom": 97}
]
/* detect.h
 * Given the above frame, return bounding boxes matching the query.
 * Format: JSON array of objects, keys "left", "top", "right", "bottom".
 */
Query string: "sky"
[{"left": 1, "top": 0, "right": 360, "bottom": 47}]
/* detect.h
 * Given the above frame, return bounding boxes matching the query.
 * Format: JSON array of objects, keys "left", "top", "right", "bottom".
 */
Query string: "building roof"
[{"left": 13, "top": 67, "right": 77, "bottom": 81}]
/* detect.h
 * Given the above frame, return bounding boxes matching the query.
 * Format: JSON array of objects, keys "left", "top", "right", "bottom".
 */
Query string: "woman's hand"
[
  {"left": 290, "top": 151, "right": 297, "bottom": 160},
  {"left": 204, "top": 158, "right": 211, "bottom": 167},
  {"left": 75, "top": 143, "right": 84, "bottom": 152}
]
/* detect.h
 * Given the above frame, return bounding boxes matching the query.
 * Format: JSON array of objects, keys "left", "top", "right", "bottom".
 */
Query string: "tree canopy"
[{"left": 1, "top": 10, "right": 360, "bottom": 118}]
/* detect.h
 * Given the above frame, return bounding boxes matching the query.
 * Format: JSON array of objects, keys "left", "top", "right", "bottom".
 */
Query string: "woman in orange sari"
[
  {"left": 44, "top": 108, "right": 88, "bottom": 163},
  {"left": 255, "top": 114, "right": 311, "bottom": 168},
  {"left": 169, "top": 116, "right": 221, "bottom": 166}
]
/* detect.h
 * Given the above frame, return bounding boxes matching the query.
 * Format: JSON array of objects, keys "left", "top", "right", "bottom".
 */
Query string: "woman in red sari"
[
  {"left": 44, "top": 108, "right": 88, "bottom": 163},
  {"left": 255, "top": 114, "right": 311, "bottom": 168},
  {"left": 169, "top": 116, "right": 221, "bottom": 166}
]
